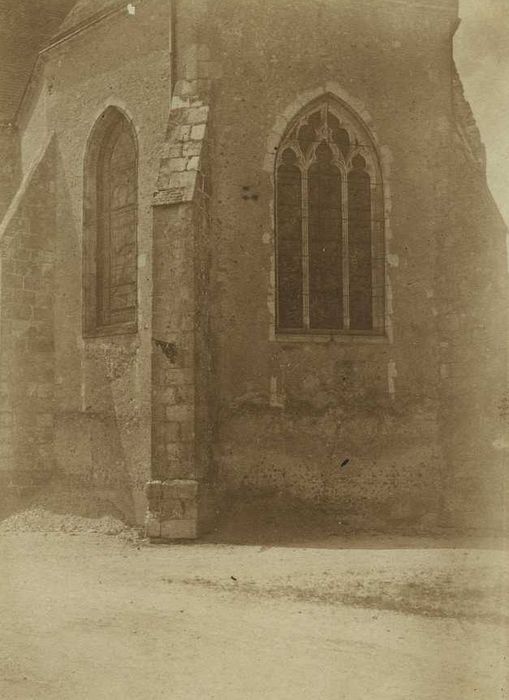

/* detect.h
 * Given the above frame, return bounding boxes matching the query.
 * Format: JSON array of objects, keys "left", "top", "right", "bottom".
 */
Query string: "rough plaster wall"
[
  {"left": 0, "top": 126, "right": 21, "bottom": 221},
  {"left": 203, "top": 0, "right": 459, "bottom": 526},
  {"left": 27, "top": 0, "right": 171, "bottom": 524},
  {"left": 0, "top": 139, "right": 56, "bottom": 490},
  {"left": 20, "top": 77, "right": 49, "bottom": 176}
]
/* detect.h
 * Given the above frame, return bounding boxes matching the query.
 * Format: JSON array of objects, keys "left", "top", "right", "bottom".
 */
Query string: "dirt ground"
[{"left": 1, "top": 515, "right": 508, "bottom": 699}]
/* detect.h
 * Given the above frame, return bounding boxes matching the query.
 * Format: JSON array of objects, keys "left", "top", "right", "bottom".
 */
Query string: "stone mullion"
[
  {"left": 301, "top": 166, "right": 310, "bottom": 329},
  {"left": 341, "top": 167, "right": 350, "bottom": 330}
]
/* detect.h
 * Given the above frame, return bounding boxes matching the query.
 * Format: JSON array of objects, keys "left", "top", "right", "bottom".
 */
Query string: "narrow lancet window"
[{"left": 84, "top": 108, "right": 138, "bottom": 335}]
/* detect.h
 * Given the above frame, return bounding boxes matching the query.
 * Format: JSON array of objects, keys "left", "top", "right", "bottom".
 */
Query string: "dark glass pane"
[
  {"left": 109, "top": 208, "right": 137, "bottom": 314},
  {"left": 308, "top": 146, "right": 342, "bottom": 329},
  {"left": 308, "top": 110, "right": 322, "bottom": 132},
  {"left": 351, "top": 154, "right": 366, "bottom": 170},
  {"left": 97, "top": 119, "right": 137, "bottom": 327},
  {"left": 276, "top": 159, "right": 303, "bottom": 329},
  {"left": 348, "top": 162, "right": 372, "bottom": 330},
  {"left": 328, "top": 112, "right": 340, "bottom": 131},
  {"left": 315, "top": 141, "right": 332, "bottom": 162},
  {"left": 298, "top": 123, "right": 315, "bottom": 157},
  {"left": 333, "top": 128, "right": 350, "bottom": 158},
  {"left": 328, "top": 113, "right": 350, "bottom": 158}
]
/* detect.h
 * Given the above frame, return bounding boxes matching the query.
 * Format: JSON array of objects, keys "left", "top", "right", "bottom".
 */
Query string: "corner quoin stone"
[{"left": 145, "top": 479, "right": 200, "bottom": 540}]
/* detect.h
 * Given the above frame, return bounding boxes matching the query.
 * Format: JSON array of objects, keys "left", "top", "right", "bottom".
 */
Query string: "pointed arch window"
[
  {"left": 83, "top": 108, "right": 138, "bottom": 336},
  {"left": 275, "top": 97, "right": 384, "bottom": 334}
]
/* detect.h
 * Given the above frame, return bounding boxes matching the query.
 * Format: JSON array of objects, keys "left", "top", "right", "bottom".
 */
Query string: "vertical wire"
[
  {"left": 302, "top": 166, "right": 310, "bottom": 329},
  {"left": 342, "top": 165, "right": 350, "bottom": 330}
]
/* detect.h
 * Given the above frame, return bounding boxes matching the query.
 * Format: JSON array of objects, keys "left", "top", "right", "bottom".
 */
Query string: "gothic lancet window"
[
  {"left": 83, "top": 108, "right": 138, "bottom": 335},
  {"left": 275, "top": 97, "right": 384, "bottom": 334}
]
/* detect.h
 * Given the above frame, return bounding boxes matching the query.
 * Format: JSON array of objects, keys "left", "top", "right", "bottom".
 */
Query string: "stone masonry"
[{"left": 0, "top": 0, "right": 507, "bottom": 537}]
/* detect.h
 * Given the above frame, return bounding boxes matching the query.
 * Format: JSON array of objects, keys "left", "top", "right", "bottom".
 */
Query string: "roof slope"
[
  {"left": 53, "top": 0, "right": 127, "bottom": 40},
  {"left": 0, "top": 0, "right": 76, "bottom": 123}
]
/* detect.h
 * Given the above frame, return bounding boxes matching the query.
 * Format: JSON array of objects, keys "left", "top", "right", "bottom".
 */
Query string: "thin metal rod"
[
  {"left": 301, "top": 169, "right": 310, "bottom": 328},
  {"left": 342, "top": 168, "right": 350, "bottom": 329}
]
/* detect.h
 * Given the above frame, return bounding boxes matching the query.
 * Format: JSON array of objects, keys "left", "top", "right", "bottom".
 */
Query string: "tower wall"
[{"left": 196, "top": 0, "right": 504, "bottom": 530}]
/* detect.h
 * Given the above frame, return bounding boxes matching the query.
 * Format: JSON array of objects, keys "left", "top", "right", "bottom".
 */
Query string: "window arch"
[
  {"left": 83, "top": 107, "right": 138, "bottom": 335},
  {"left": 275, "top": 96, "right": 384, "bottom": 334}
]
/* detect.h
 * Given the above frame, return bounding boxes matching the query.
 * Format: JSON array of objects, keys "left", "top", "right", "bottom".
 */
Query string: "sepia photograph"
[{"left": 0, "top": 0, "right": 508, "bottom": 698}]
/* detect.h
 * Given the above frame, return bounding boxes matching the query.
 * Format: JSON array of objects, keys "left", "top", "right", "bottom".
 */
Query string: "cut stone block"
[
  {"left": 160, "top": 519, "right": 197, "bottom": 539},
  {"left": 161, "top": 478, "right": 198, "bottom": 500},
  {"left": 145, "top": 512, "right": 162, "bottom": 539},
  {"left": 145, "top": 478, "right": 203, "bottom": 540}
]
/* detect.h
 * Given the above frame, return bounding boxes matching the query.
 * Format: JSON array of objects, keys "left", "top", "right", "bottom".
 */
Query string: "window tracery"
[{"left": 275, "top": 98, "right": 384, "bottom": 334}]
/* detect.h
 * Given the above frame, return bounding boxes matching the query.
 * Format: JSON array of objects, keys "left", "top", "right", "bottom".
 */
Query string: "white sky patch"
[{"left": 456, "top": 0, "right": 509, "bottom": 226}]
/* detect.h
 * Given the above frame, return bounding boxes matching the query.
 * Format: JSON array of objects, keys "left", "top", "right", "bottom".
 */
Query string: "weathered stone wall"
[
  {"left": 0, "top": 138, "right": 56, "bottom": 493},
  {"left": 10, "top": 0, "right": 172, "bottom": 524},
  {"left": 0, "top": 125, "right": 20, "bottom": 222},
  {"left": 195, "top": 0, "right": 504, "bottom": 529},
  {"left": 3, "top": 0, "right": 506, "bottom": 535}
]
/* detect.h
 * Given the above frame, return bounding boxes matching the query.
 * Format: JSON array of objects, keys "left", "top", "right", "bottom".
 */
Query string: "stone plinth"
[{"left": 145, "top": 478, "right": 206, "bottom": 540}]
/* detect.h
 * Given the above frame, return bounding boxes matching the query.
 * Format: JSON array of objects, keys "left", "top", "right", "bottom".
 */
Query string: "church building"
[{"left": 0, "top": 0, "right": 507, "bottom": 539}]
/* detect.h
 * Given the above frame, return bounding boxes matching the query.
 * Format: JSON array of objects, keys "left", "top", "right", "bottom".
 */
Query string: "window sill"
[
  {"left": 83, "top": 322, "right": 138, "bottom": 339},
  {"left": 273, "top": 331, "right": 389, "bottom": 344}
]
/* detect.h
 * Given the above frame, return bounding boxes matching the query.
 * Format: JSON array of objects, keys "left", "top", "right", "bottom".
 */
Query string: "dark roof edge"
[
  {"left": 382, "top": 0, "right": 458, "bottom": 11},
  {"left": 13, "top": 3, "right": 127, "bottom": 129},
  {"left": 340, "top": 0, "right": 458, "bottom": 15},
  {"left": 50, "top": 1, "right": 126, "bottom": 45}
]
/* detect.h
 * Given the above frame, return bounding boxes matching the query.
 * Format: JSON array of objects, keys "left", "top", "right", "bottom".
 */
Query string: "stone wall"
[
  {"left": 2, "top": 0, "right": 506, "bottom": 535},
  {"left": 171, "top": 0, "right": 506, "bottom": 532},
  {"left": 0, "top": 137, "right": 56, "bottom": 492},
  {"left": 188, "top": 0, "right": 460, "bottom": 529},
  {"left": 6, "top": 0, "right": 172, "bottom": 525},
  {"left": 0, "top": 125, "right": 20, "bottom": 222},
  {"left": 146, "top": 13, "right": 215, "bottom": 538}
]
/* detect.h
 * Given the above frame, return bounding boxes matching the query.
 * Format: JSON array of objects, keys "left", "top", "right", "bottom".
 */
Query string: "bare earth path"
[{"left": 1, "top": 531, "right": 508, "bottom": 699}]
